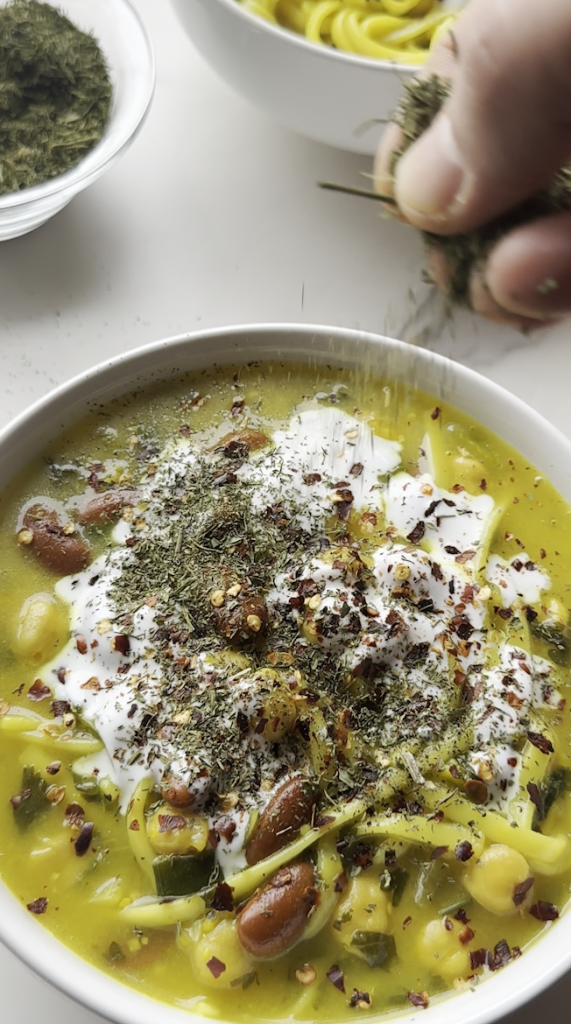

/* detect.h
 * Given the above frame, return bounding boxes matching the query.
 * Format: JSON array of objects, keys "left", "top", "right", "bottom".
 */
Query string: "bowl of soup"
[
  {"left": 1, "top": 323, "right": 571, "bottom": 1024},
  {"left": 169, "top": 0, "right": 463, "bottom": 154}
]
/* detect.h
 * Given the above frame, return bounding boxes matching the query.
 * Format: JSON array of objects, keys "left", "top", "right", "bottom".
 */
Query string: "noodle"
[{"left": 238, "top": 0, "right": 461, "bottom": 63}]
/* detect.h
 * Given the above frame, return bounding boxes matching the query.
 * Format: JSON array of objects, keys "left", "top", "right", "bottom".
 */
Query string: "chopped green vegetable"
[
  {"left": 350, "top": 931, "right": 397, "bottom": 969},
  {"left": 153, "top": 852, "right": 219, "bottom": 898},
  {"left": 11, "top": 765, "right": 49, "bottom": 832}
]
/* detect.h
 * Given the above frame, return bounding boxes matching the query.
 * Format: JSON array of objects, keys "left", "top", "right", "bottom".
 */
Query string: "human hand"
[{"left": 375, "top": 0, "right": 571, "bottom": 329}]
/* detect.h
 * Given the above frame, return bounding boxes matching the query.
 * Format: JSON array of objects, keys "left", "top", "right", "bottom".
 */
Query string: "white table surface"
[{"left": 2, "top": 0, "right": 571, "bottom": 1020}]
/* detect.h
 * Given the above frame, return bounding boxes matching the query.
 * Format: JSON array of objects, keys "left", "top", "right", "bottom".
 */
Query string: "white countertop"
[{"left": 2, "top": 0, "right": 571, "bottom": 1021}]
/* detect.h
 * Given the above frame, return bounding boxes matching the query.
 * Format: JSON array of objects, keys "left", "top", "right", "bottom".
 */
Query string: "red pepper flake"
[
  {"left": 56, "top": 667, "right": 67, "bottom": 684},
  {"left": 315, "top": 814, "right": 335, "bottom": 828},
  {"left": 28, "top": 679, "right": 51, "bottom": 701},
  {"left": 529, "top": 901, "right": 559, "bottom": 921},
  {"left": 455, "top": 840, "right": 474, "bottom": 862},
  {"left": 64, "top": 802, "right": 85, "bottom": 829},
  {"left": 480, "top": 479, "right": 487, "bottom": 491},
  {"left": 507, "top": 757, "right": 518, "bottom": 768},
  {"left": 113, "top": 634, "right": 131, "bottom": 656},
  {"left": 540, "top": 548, "right": 546, "bottom": 559},
  {"left": 74, "top": 821, "right": 94, "bottom": 857},
  {"left": 444, "top": 917, "right": 453, "bottom": 932},
  {"left": 129, "top": 819, "right": 140, "bottom": 831},
  {"left": 454, "top": 908, "right": 470, "bottom": 925},
  {"left": 527, "top": 731, "right": 554, "bottom": 755},
  {"left": 403, "top": 916, "right": 412, "bottom": 930},
  {"left": 27, "top": 897, "right": 48, "bottom": 915},
  {"left": 455, "top": 550, "right": 476, "bottom": 564},
  {"left": 352, "top": 842, "right": 374, "bottom": 868},
  {"left": 326, "top": 965, "right": 345, "bottom": 992},
  {"left": 407, "top": 991, "right": 429, "bottom": 1009},
  {"left": 75, "top": 634, "right": 88, "bottom": 655},
  {"left": 406, "top": 521, "right": 425, "bottom": 545},
  {"left": 429, "top": 845, "right": 448, "bottom": 861},
  {"left": 430, "top": 407, "right": 440, "bottom": 420},
  {"left": 349, "top": 462, "right": 364, "bottom": 478},
  {"left": 303, "top": 472, "right": 321, "bottom": 485},
  {"left": 206, "top": 956, "right": 226, "bottom": 979},
  {"left": 211, "top": 881, "right": 234, "bottom": 913},
  {"left": 429, "top": 809, "right": 444, "bottom": 824},
  {"left": 349, "top": 989, "right": 371, "bottom": 1009},
  {"left": 10, "top": 789, "right": 31, "bottom": 811},
  {"left": 45, "top": 761, "right": 61, "bottom": 776},
  {"left": 458, "top": 925, "right": 475, "bottom": 945},
  {"left": 469, "top": 949, "right": 490, "bottom": 970},
  {"left": 51, "top": 699, "right": 71, "bottom": 717},
  {"left": 512, "top": 877, "right": 534, "bottom": 906},
  {"left": 451, "top": 483, "right": 465, "bottom": 494},
  {"left": 333, "top": 872, "right": 348, "bottom": 893},
  {"left": 158, "top": 814, "right": 187, "bottom": 832},
  {"left": 527, "top": 782, "right": 544, "bottom": 820}
]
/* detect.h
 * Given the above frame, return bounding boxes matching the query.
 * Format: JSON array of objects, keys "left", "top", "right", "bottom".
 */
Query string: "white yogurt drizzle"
[{"left": 36, "top": 406, "right": 560, "bottom": 862}]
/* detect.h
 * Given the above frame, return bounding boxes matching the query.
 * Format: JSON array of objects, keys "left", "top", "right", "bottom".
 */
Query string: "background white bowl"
[
  {"left": 0, "top": 323, "right": 570, "bottom": 1024},
  {"left": 170, "top": 0, "right": 413, "bottom": 155},
  {"left": 0, "top": 0, "right": 155, "bottom": 241}
]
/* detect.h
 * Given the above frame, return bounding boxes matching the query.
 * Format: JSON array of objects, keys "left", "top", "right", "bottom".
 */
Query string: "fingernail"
[{"left": 395, "top": 114, "right": 469, "bottom": 222}]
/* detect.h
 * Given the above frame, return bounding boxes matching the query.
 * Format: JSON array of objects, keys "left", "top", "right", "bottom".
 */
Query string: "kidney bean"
[
  {"left": 246, "top": 776, "right": 317, "bottom": 866},
  {"left": 22, "top": 504, "right": 91, "bottom": 575},
  {"left": 74, "top": 488, "right": 138, "bottom": 526},
  {"left": 237, "top": 861, "right": 318, "bottom": 958}
]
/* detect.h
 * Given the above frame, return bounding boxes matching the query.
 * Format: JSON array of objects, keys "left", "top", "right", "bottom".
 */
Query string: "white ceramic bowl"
[
  {"left": 1, "top": 323, "right": 571, "bottom": 1024},
  {"left": 170, "top": 0, "right": 414, "bottom": 155},
  {"left": 0, "top": 0, "right": 155, "bottom": 241}
]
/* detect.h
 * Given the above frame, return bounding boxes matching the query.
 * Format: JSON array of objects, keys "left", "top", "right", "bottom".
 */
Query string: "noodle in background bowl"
[
  {"left": 169, "top": 0, "right": 450, "bottom": 154},
  {"left": 1, "top": 322, "right": 571, "bottom": 1024}
]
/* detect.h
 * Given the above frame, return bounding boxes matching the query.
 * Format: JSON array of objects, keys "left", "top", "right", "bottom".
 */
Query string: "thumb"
[{"left": 394, "top": 0, "right": 571, "bottom": 235}]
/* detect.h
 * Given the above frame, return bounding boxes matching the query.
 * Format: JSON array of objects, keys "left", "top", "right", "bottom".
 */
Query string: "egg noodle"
[{"left": 238, "top": 0, "right": 458, "bottom": 63}]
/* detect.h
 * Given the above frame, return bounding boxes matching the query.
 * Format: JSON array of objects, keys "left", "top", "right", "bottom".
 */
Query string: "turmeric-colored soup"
[{"left": 0, "top": 362, "right": 570, "bottom": 1021}]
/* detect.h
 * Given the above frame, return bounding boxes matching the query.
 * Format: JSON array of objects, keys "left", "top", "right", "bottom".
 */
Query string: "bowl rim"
[
  {"left": 1, "top": 322, "right": 571, "bottom": 1024},
  {"left": 0, "top": 0, "right": 155, "bottom": 211},
  {"left": 181, "top": 0, "right": 415, "bottom": 73}
]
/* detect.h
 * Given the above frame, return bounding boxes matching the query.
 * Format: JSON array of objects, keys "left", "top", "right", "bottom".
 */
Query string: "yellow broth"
[{"left": 0, "top": 361, "right": 570, "bottom": 1022}]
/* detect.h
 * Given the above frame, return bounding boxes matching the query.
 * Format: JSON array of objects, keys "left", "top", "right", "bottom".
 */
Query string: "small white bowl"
[
  {"left": 0, "top": 0, "right": 155, "bottom": 241},
  {"left": 170, "top": 0, "right": 413, "bottom": 155},
  {"left": 0, "top": 323, "right": 570, "bottom": 1024}
]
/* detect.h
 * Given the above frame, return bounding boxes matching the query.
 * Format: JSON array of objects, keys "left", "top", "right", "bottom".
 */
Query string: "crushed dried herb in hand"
[
  {"left": 0, "top": 0, "right": 112, "bottom": 196},
  {"left": 392, "top": 76, "right": 571, "bottom": 308}
]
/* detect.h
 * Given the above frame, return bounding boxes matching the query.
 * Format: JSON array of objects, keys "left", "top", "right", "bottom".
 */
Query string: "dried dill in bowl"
[{"left": 0, "top": 0, "right": 112, "bottom": 196}]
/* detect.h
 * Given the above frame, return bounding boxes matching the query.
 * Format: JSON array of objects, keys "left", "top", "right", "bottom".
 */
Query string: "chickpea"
[
  {"left": 462, "top": 844, "right": 533, "bottom": 916},
  {"left": 417, "top": 918, "right": 471, "bottom": 980},
  {"left": 187, "top": 918, "right": 254, "bottom": 989},
  {"left": 332, "top": 874, "right": 392, "bottom": 955},
  {"left": 146, "top": 804, "right": 209, "bottom": 856},
  {"left": 15, "top": 593, "right": 68, "bottom": 664}
]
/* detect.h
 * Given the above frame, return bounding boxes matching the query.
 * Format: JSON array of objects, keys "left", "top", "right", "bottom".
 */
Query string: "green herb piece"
[
  {"left": 105, "top": 941, "right": 125, "bottom": 964},
  {"left": 350, "top": 931, "right": 397, "bottom": 969},
  {"left": 152, "top": 852, "right": 220, "bottom": 898},
  {"left": 541, "top": 767, "right": 571, "bottom": 817},
  {"left": 530, "top": 620, "right": 571, "bottom": 667},
  {"left": 389, "top": 866, "right": 409, "bottom": 907},
  {"left": 11, "top": 764, "right": 48, "bottom": 831},
  {"left": 0, "top": 0, "right": 112, "bottom": 195}
]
